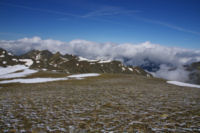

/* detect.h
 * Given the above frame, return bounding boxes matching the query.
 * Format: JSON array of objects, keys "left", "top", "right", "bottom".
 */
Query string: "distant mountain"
[
  {"left": 140, "top": 58, "right": 161, "bottom": 72},
  {"left": 123, "top": 56, "right": 200, "bottom": 85},
  {"left": 0, "top": 48, "right": 152, "bottom": 77},
  {"left": 185, "top": 62, "right": 200, "bottom": 84},
  {"left": 4, "top": 47, "right": 200, "bottom": 84}
]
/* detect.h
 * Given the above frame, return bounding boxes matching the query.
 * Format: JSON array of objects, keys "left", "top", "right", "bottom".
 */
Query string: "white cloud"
[
  {"left": 1, "top": 36, "right": 200, "bottom": 82},
  {"left": 153, "top": 64, "right": 190, "bottom": 82}
]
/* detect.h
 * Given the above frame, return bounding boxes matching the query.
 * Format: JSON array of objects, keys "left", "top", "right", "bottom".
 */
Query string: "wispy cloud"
[
  {"left": 1, "top": 2, "right": 140, "bottom": 25},
  {"left": 1, "top": 2, "right": 139, "bottom": 19},
  {"left": 0, "top": 2, "right": 80, "bottom": 17},
  {"left": 137, "top": 17, "right": 200, "bottom": 36},
  {"left": 1, "top": 2, "right": 138, "bottom": 22},
  {"left": 0, "top": 32, "right": 26, "bottom": 37},
  {"left": 1, "top": 2, "right": 199, "bottom": 37},
  {"left": 82, "top": 6, "right": 140, "bottom": 18}
]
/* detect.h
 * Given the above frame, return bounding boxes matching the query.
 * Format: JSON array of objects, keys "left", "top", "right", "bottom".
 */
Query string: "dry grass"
[
  {"left": 25, "top": 71, "right": 69, "bottom": 78},
  {"left": 0, "top": 73, "right": 200, "bottom": 132}
]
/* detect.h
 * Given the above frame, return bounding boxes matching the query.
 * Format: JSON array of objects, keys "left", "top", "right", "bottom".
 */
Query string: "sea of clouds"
[{"left": 1, "top": 36, "right": 200, "bottom": 82}]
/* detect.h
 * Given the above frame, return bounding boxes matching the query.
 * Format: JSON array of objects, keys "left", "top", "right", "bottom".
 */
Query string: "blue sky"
[{"left": 0, "top": 0, "right": 200, "bottom": 49}]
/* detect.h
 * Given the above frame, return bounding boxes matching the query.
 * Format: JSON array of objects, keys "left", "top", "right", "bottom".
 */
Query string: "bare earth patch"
[{"left": 0, "top": 74, "right": 200, "bottom": 132}]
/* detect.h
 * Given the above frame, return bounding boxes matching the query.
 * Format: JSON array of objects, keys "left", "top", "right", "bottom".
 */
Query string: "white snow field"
[
  {"left": 19, "top": 59, "right": 33, "bottom": 66},
  {"left": 0, "top": 69, "right": 37, "bottom": 79},
  {"left": 78, "top": 57, "right": 98, "bottom": 62},
  {"left": 98, "top": 60, "right": 112, "bottom": 63},
  {"left": 0, "top": 65, "right": 37, "bottom": 79},
  {"left": 0, "top": 65, "right": 27, "bottom": 75},
  {"left": 167, "top": 81, "right": 200, "bottom": 88},
  {"left": 78, "top": 56, "right": 112, "bottom": 63},
  {"left": 0, "top": 73, "right": 100, "bottom": 84},
  {"left": 67, "top": 73, "right": 100, "bottom": 79},
  {"left": 0, "top": 77, "right": 69, "bottom": 84}
]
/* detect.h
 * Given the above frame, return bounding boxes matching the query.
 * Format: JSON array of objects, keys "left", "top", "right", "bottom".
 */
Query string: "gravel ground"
[{"left": 0, "top": 74, "right": 200, "bottom": 133}]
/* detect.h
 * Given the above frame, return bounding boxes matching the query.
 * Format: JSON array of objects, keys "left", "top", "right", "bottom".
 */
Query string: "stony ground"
[{"left": 0, "top": 74, "right": 200, "bottom": 133}]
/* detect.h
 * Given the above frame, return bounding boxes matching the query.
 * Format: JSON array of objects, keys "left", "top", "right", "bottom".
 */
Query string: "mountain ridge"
[{"left": 0, "top": 48, "right": 152, "bottom": 77}]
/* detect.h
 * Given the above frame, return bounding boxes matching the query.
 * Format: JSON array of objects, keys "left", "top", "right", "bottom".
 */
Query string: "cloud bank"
[{"left": 1, "top": 36, "right": 200, "bottom": 82}]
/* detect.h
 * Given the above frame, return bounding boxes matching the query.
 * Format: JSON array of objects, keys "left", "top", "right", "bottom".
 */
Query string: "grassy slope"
[{"left": 0, "top": 73, "right": 200, "bottom": 132}]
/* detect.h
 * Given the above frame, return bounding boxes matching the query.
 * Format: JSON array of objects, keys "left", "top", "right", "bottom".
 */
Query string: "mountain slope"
[
  {"left": 185, "top": 62, "right": 200, "bottom": 84},
  {"left": 0, "top": 48, "right": 25, "bottom": 67},
  {"left": 0, "top": 48, "right": 152, "bottom": 77}
]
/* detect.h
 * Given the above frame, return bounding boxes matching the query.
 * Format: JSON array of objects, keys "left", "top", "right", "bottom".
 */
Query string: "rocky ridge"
[{"left": 0, "top": 48, "right": 152, "bottom": 77}]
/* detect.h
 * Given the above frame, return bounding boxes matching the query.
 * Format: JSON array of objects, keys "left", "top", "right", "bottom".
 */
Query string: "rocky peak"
[
  {"left": 21, "top": 49, "right": 53, "bottom": 60},
  {"left": 54, "top": 51, "right": 61, "bottom": 56}
]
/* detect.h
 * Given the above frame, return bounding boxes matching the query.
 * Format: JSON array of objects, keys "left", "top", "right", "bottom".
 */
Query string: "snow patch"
[
  {"left": 78, "top": 57, "right": 98, "bottom": 62},
  {"left": 0, "top": 65, "right": 37, "bottom": 79},
  {"left": 0, "top": 65, "right": 27, "bottom": 75},
  {"left": 98, "top": 60, "right": 112, "bottom": 63},
  {"left": 167, "top": 81, "right": 200, "bottom": 88},
  {"left": 67, "top": 73, "right": 100, "bottom": 79},
  {"left": 0, "top": 77, "right": 68, "bottom": 84},
  {"left": 128, "top": 67, "right": 133, "bottom": 71},
  {"left": 12, "top": 58, "right": 18, "bottom": 62},
  {"left": 19, "top": 59, "right": 33, "bottom": 66},
  {"left": 36, "top": 53, "right": 41, "bottom": 60},
  {"left": 78, "top": 57, "right": 112, "bottom": 64},
  {"left": 0, "top": 69, "right": 37, "bottom": 79},
  {"left": 0, "top": 73, "right": 100, "bottom": 84},
  {"left": 147, "top": 74, "right": 151, "bottom": 78},
  {"left": 8, "top": 52, "right": 12, "bottom": 56},
  {"left": 2, "top": 61, "right": 7, "bottom": 64},
  {"left": 60, "top": 57, "right": 69, "bottom": 62},
  {"left": 135, "top": 69, "right": 141, "bottom": 73},
  {"left": 0, "top": 55, "right": 5, "bottom": 58}
]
